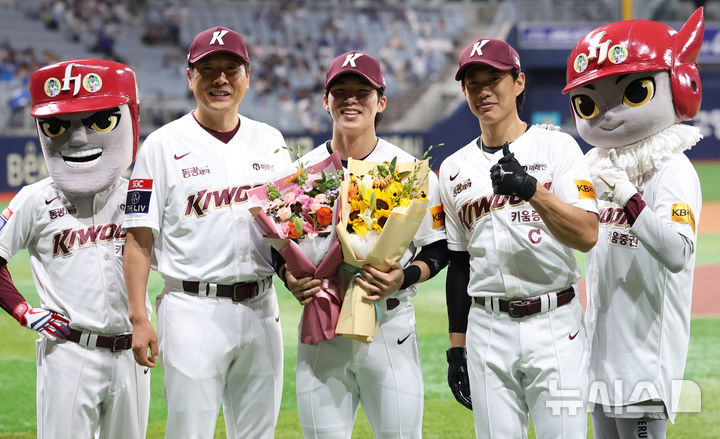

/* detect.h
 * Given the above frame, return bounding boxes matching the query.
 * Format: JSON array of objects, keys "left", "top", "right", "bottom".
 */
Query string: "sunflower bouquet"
[
  {"left": 248, "top": 152, "right": 345, "bottom": 345},
  {"left": 335, "top": 157, "right": 430, "bottom": 343}
]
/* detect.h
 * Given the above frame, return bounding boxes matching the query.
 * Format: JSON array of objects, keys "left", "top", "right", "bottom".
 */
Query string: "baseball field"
[{"left": 0, "top": 162, "right": 718, "bottom": 438}]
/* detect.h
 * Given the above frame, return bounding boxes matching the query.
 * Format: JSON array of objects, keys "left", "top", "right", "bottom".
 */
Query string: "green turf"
[
  {"left": 696, "top": 232, "right": 720, "bottom": 266},
  {"left": 0, "top": 161, "right": 718, "bottom": 436},
  {"left": 695, "top": 162, "right": 720, "bottom": 202},
  {"left": 1, "top": 254, "right": 719, "bottom": 437}
]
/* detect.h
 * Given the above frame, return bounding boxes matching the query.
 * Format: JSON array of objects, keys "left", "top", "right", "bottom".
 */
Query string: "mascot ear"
[{"left": 671, "top": 7, "right": 704, "bottom": 121}]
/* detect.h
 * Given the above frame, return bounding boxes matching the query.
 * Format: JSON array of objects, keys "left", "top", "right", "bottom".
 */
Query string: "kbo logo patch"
[
  {"left": 671, "top": 203, "right": 696, "bottom": 234},
  {"left": 574, "top": 179, "right": 596, "bottom": 200}
]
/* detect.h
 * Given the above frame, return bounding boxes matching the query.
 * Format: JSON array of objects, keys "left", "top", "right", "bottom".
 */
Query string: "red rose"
[{"left": 316, "top": 206, "right": 333, "bottom": 227}]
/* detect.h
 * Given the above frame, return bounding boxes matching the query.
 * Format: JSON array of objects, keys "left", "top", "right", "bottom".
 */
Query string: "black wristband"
[
  {"left": 399, "top": 264, "right": 422, "bottom": 290},
  {"left": 411, "top": 239, "right": 448, "bottom": 280}
]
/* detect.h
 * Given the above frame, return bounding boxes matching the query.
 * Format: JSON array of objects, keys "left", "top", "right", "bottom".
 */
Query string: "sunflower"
[{"left": 350, "top": 216, "right": 371, "bottom": 235}]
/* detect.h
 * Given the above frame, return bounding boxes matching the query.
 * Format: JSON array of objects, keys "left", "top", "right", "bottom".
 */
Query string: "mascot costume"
[
  {"left": 563, "top": 8, "right": 704, "bottom": 439},
  {"left": 0, "top": 59, "right": 150, "bottom": 438}
]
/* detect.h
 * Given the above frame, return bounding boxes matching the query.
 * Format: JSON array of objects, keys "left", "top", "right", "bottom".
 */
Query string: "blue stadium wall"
[{"left": 3, "top": 23, "right": 720, "bottom": 193}]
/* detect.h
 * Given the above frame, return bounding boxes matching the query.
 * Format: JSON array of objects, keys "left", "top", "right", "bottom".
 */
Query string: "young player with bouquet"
[{"left": 280, "top": 50, "right": 447, "bottom": 439}]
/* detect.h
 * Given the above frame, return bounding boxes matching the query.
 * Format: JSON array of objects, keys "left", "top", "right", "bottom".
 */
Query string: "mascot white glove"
[{"left": 593, "top": 149, "right": 638, "bottom": 207}]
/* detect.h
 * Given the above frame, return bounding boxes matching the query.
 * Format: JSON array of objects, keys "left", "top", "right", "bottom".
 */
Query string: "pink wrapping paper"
[{"left": 279, "top": 240, "right": 342, "bottom": 344}]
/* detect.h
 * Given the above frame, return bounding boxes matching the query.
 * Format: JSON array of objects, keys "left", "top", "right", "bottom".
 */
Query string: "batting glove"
[
  {"left": 446, "top": 347, "right": 472, "bottom": 410},
  {"left": 12, "top": 301, "right": 70, "bottom": 341},
  {"left": 593, "top": 149, "right": 638, "bottom": 207},
  {"left": 490, "top": 143, "right": 537, "bottom": 201}
]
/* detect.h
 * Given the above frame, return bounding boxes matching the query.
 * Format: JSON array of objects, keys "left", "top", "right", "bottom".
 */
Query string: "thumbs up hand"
[
  {"left": 490, "top": 142, "right": 537, "bottom": 201},
  {"left": 593, "top": 149, "right": 637, "bottom": 207}
]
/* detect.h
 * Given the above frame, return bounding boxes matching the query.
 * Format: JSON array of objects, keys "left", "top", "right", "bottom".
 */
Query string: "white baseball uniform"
[
  {"left": 439, "top": 125, "right": 598, "bottom": 438},
  {"left": 0, "top": 177, "right": 150, "bottom": 439},
  {"left": 295, "top": 139, "right": 446, "bottom": 439},
  {"left": 585, "top": 145, "right": 701, "bottom": 422},
  {"left": 123, "top": 112, "right": 291, "bottom": 438}
]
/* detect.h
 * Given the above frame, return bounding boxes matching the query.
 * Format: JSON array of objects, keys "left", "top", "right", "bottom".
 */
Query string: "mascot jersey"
[
  {"left": 563, "top": 8, "right": 705, "bottom": 421},
  {"left": 585, "top": 125, "right": 702, "bottom": 419}
]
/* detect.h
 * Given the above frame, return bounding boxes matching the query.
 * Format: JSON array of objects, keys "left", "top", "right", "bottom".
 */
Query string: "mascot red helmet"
[
  {"left": 563, "top": 7, "right": 704, "bottom": 121},
  {"left": 29, "top": 59, "right": 141, "bottom": 159}
]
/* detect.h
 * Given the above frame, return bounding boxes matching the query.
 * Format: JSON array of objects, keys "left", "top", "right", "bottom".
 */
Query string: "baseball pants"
[
  {"left": 157, "top": 289, "right": 283, "bottom": 439},
  {"left": 466, "top": 296, "right": 589, "bottom": 439},
  {"left": 296, "top": 300, "right": 423, "bottom": 439},
  {"left": 591, "top": 404, "right": 666, "bottom": 439},
  {"left": 36, "top": 336, "right": 150, "bottom": 439}
]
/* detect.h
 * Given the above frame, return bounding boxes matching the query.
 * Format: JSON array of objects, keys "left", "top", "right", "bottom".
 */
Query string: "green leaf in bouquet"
[
  {"left": 296, "top": 169, "right": 308, "bottom": 185},
  {"left": 369, "top": 191, "right": 377, "bottom": 213},
  {"left": 293, "top": 216, "right": 304, "bottom": 236},
  {"left": 403, "top": 179, "right": 415, "bottom": 196},
  {"left": 396, "top": 170, "right": 411, "bottom": 180},
  {"left": 267, "top": 184, "right": 281, "bottom": 200}
]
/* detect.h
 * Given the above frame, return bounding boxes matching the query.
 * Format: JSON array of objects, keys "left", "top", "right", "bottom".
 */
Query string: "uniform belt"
[
  {"left": 386, "top": 298, "right": 400, "bottom": 310},
  {"left": 67, "top": 329, "right": 132, "bottom": 352},
  {"left": 181, "top": 278, "right": 270, "bottom": 302},
  {"left": 473, "top": 287, "right": 575, "bottom": 318}
]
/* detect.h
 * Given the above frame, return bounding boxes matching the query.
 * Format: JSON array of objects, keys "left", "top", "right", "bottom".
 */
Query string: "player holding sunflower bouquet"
[
  {"left": 336, "top": 156, "right": 434, "bottom": 342},
  {"left": 288, "top": 50, "right": 448, "bottom": 438}
]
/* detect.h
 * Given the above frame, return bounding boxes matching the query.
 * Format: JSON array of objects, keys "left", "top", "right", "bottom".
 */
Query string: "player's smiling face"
[
  {"left": 570, "top": 70, "right": 677, "bottom": 149},
  {"left": 323, "top": 74, "right": 386, "bottom": 133},
  {"left": 187, "top": 52, "right": 249, "bottom": 116},
  {"left": 462, "top": 65, "right": 524, "bottom": 124},
  {"left": 37, "top": 105, "right": 133, "bottom": 197}
]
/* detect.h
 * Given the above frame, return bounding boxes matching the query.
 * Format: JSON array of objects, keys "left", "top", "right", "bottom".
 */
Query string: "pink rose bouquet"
[{"left": 248, "top": 152, "right": 344, "bottom": 344}]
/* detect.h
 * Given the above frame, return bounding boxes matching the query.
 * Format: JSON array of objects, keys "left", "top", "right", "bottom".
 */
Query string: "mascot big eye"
[
  {"left": 563, "top": 8, "right": 704, "bottom": 437},
  {"left": 29, "top": 59, "right": 140, "bottom": 196}
]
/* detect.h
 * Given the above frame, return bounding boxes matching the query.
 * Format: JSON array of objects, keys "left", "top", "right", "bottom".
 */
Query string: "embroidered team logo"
[
  {"left": 0, "top": 207, "right": 13, "bottom": 232},
  {"left": 125, "top": 179, "right": 153, "bottom": 214},
  {"left": 671, "top": 203, "right": 696, "bottom": 234},
  {"left": 44, "top": 78, "right": 61, "bottom": 97},
  {"left": 82, "top": 73, "right": 102, "bottom": 93},
  {"left": 430, "top": 204, "right": 445, "bottom": 229},
  {"left": 574, "top": 179, "right": 596, "bottom": 200}
]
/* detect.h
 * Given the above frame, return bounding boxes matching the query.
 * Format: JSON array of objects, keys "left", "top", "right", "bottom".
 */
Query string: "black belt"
[
  {"left": 182, "top": 279, "right": 265, "bottom": 302},
  {"left": 67, "top": 329, "right": 132, "bottom": 352},
  {"left": 473, "top": 287, "right": 575, "bottom": 318}
]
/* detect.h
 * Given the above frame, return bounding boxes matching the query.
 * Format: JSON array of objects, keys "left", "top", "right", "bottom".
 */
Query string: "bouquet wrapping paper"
[
  {"left": 248, "top": 152, "right": 344, "bottom": 344},
  {"left": 335, "top": 158, "right": 429, "bottom": 343}
]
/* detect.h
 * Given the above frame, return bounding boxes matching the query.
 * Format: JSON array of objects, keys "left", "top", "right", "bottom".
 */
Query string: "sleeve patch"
[
  {"left": 574, "top": 179, "right": 596, "bottom": 200},
  {"left": 671, "top": 203, "right": 696, "bottom": 234},
  {"left": 125, "top": 187, "right": 152, "bottom": 215},
  {"left": 430, "top": 204, "right": 445, "bottom": 229},
  {"left": 0, "top": 207, "right": 13, "bottom": 232},
  {"left": 128, "top": 178, "right": 153, "bottom": 190}
]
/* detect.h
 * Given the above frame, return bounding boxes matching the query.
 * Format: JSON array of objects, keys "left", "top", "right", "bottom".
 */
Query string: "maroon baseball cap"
[
  {"left": 325, "top": 51, "right": 386, "bottom": 91},
  {"left": 455, "top": 38, "right": 521, "bottom": 80},
  {"left": 187, "top": 26, "right": 249, "bottom": 65}
]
